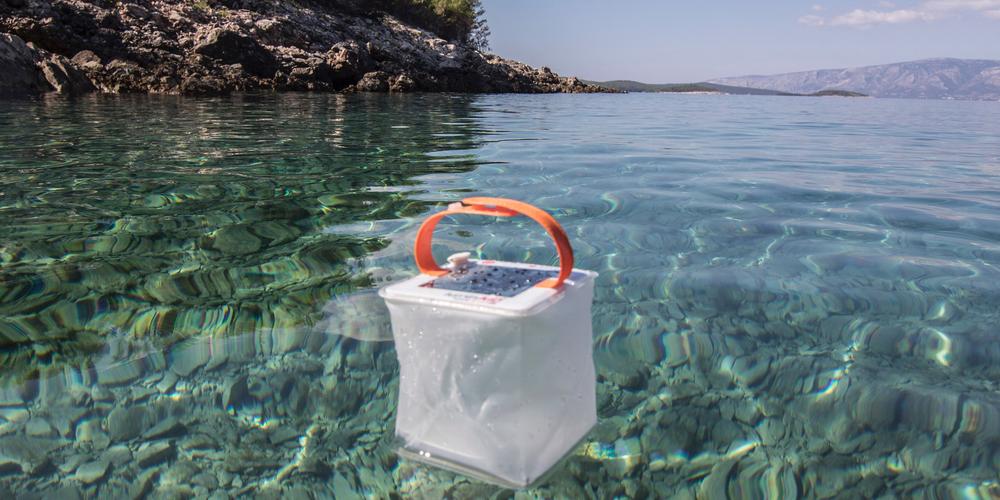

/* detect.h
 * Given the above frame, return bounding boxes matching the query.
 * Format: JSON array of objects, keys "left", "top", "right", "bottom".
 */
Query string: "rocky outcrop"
[
  {"left": 0, "top": 0, "right": 609, "bottom": 95},
  {"left": 1, "top": 32, "right": 93, "bottom": 95}
]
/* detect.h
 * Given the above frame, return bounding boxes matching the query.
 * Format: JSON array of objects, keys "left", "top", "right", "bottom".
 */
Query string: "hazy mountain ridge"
[
  {"left": 709, "top": 58, "right": 1000, "bottom": 100},
  {"left": 586, "top": 80, "right": 866, "bottom": 97}
]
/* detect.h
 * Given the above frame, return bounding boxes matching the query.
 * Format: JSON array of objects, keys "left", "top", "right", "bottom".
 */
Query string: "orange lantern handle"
[{"left": 414, "top": 197, "right": 575, "bottom": 289}]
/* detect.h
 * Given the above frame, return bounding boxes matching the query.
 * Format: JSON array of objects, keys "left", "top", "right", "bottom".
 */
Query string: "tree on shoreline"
[{"left": 329, "top": 0, "right": 490, "bottom": 48}]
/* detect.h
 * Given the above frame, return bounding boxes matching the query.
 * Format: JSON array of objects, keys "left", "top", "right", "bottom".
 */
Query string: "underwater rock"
[
  {"left": 0, "top": 436, "right": 57, "bottom": 475},
  {"left": 91, "top": 386, "right": 116, "bottom": 403},
  {"left": 142, "top": 416, "right": 184, "bottom": 441},
  {"left": 73, "top": 460, "right": 109, "bottom": 485},
  {"left": 222, "top": 375, "right": 250, "bottom": 411},
  {"left": 170, "top": 339, "right": 211, "bottom": 377},
  {"left": 107, "top": 406, "right": 150, "bottom": 442},
  {"left": 179, "top": 434, "right": 218, "bottom": 452},
  {"left": 209, "top": 224, "right": 263, "bottom": 256},
  {"left": 156, "top": 372, "right": 178, "bottom": 393},
  {"left": 24, "top": 417, "right": 55, "bottom": 438},
  {"left": 699, "top": 459, "right": 737, "bottom": 498},
  {"left": 76, "top": 419, "right": 111, "bottom": 450},
  {"left": 96, "top": 361, "right": 144, "bottom": 387},
  {"left": 45, "top": 484, "right": 84, "bottom": 500},
  {"left": 191, "top": 470, "right": 219, "bottom": 490},
  {"left": 162, "top": 459, "right": 201, "bottom": 485},
  {"left": 136, "top": 441, "right": 175, "bottom": 468},
  {"left": 103, "top": 445, "right": 133, "bottom": 467}
]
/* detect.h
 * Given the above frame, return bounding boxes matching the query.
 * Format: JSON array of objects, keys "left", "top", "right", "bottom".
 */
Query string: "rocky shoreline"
[{"left": 0, "top": 0, "right": 608, "bottom": 96}]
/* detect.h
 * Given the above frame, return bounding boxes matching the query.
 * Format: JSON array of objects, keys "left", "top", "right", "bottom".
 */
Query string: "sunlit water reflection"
[{"left": 2, "top": 93, "right": 1000, "bottom": 498}]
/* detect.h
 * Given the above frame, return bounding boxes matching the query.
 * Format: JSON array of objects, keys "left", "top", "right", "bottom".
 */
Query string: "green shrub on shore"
[{"left": 319, "top": 0, "right": 490, "bottom": 48}]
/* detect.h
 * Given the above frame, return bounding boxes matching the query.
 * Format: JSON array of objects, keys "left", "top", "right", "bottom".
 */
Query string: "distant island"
[
  {"left": 0, "top": 0, "right": 609, "bottom": 96},
  {"left": 587, "top": 80, "right": 867, "bottom": 97},
  {"left": 710, "top": 58, "right": 1000, "bottom": 101}
]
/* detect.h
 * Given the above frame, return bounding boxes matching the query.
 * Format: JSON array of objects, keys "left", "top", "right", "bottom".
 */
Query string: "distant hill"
[
  {"left": 709, "top": 58, "right": 1000, "bottom": 100},
  {"left": 587, "top": 80, "right": 866, "bottom": 97}
]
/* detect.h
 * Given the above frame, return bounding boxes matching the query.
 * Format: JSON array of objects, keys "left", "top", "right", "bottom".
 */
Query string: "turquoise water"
[{"left": 2, "top": 93, "right": 1000, "bottom": 498}]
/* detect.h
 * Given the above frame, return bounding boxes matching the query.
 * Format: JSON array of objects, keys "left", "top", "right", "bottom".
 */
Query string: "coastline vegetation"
[{"left": 327, "top": 0, "right": 491, "bottom": 49}]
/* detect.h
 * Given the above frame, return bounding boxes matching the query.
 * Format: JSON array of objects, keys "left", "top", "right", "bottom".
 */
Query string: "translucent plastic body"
[{"left": 380, "top": 261, "right": 597, "bottom": 488}]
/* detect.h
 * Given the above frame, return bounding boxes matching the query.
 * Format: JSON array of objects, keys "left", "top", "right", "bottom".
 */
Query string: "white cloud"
[
  {"left": 924, "top": 0, "right": 1000, "bottom": 10},
  {"left": 812, "top": 4, "right": 825, "bottom": 11},
  {"left": 830, "top": 8, "right": 937, "bottom": 26},
  {"left": 802, "top": 0, "right": 1000, "bottom": 27},
  {"left": 798, "top": 14, "right": 827, "bottom": 26}
]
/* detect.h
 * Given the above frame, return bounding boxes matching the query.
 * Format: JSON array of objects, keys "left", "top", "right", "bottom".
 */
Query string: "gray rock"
[
  {"left": 0, "top": 385, "right": 24, "bottom": 407},
  {"left": 136, "top": 441, "right": 175, "bottom": 468},
  {"left": 332, "top": 472, "right": 362, "bottom": 500},
  {"left": 73, "top": 460, "right": 109, "bottom": 485},
  {"left": 389, "top": 73, "right": 417, "bottom": 92},
  {"left": 76, "top": 419, "right": 111, "bottom": 450},
  {"left": 25, "top": 417, "right": 55, "bottom": 437},
  {"left": 46, "top": 485, "right": 83, "bottom": 500},
  {"left": 354, "top": 71, "right": 389, "bottom": 92},
  {"left": 180, "top": 433, "right": 218, "bottom": 451},
  {"left": 92, "top": 385, "right": 116, "bottom": 402},
  {"left": 58, "top": 454, "right": 86, "bottom": 475},
  {"left": 97, "top": 360, "right": 144, "bottom": 387},
  {"left": 0, "top": 406, "right": 29, "bottom": 423},
  {"left": 156, "top": 372, "right": 178, "bottom": 393},
  {"left": 0, "top": 436, "right": 57, "bottom": 475},
  {"left": 162, "top": 460, "right": 200, "bottom": 484},
  {"left": 170, "top": 339, "right": 211, "bottom": 377},
  {"left": 191, "top": 471, "right": 219, "bottom": 490},
  {"left": 129, "top": 469, "right": 160, "bottom": 500},
  {"left": 119, "top": 3, "right": 150, "bottom": 20},
  {"left": 268, "top": 427, "right": 301, "bottom": 446},
  {"left": 194, "top": 29, "right": 278, "bottom": 78},
  {"left": 0, "top": 33, "right": 51, "bottom": 95},
  {"left": 50, "top": 406, "right": 89, "bottom": 438},
  {"left": 107, "top": 406, "right": 150, "bottom": 442},
  {"left": 0, "top": 0, "right": 607, "bottom": 97},
  {"left": 325, "top": 42, "right": 369, "bottom": 87},
  {"left": 284, "top": 486, "right": 314, "bottom": 500},
  {"left": 223, "top": 375, "right": 249, "bottom": 410},
  {"left": 142, "top": 416, "right": 185, "bottom": 440},
  {"left": 71, "top": 50, "right": 103, "bottom": 71},
  {"left": 0, "top": 456, "right": 22, "bottom": 474},
  {"left": 130, "top": 386, "right": 157, "bottom": 403},
  {"left": 38, "top": 55, "right": 95, "bottom": 94},
  {"left": 104, "top": 445, "right": 134, "bottom": 467},
  {"left": 699, "top": 459, "right": 736, "bottom": 498}
]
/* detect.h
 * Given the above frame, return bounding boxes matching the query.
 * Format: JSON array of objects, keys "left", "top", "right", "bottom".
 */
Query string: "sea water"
[{"left": 1, "top": 93, "right": 999, "bottom": 497}]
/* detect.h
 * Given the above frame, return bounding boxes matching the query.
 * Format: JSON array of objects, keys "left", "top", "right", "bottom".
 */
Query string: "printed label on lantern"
[
  {"left": 380, "top": 259, "right": 595, "bottom": 316},
  {"left": 437, "top": 291, "right": 505, "bottom": 304},
  {"left": 423, "top": 264, "right": 559, "bottom": 298}
]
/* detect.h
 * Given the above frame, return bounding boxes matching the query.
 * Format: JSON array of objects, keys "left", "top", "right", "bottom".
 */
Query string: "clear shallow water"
[{"left": 2, "top": 93, "right": 1000, "bottom": 498}]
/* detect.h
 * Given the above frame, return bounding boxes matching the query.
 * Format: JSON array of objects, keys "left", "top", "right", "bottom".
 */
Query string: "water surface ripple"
[{"left": 2, "top": 93, "right": 1000, "bottom": 498}]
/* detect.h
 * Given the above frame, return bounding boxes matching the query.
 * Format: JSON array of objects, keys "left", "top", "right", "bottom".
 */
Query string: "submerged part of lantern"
[{"left": 380, "top": 197, "right": 598, "bottom": 488}]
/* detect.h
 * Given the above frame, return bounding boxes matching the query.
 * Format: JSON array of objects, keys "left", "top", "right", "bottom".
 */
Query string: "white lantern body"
[{"left": 380, "top": 259, "right": 597, "bottom": 488}]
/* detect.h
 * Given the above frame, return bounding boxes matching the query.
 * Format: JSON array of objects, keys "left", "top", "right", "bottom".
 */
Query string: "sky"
[{"left": 481, "top": 0, "right": 1000, "bottom": 83}]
